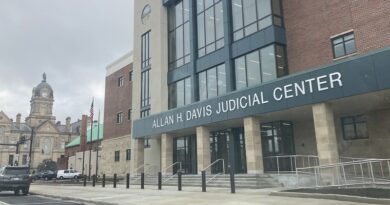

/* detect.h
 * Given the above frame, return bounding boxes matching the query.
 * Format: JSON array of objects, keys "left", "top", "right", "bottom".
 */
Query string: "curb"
[
  {"left": 270, "top": 191, "right": 390, "bottom": 205},
  {"left": 29, "top": 192, "right": 118, "bottom": 205}
]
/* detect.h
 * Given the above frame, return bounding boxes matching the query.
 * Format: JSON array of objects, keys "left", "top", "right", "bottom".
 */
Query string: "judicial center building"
[{"left": 129, "top": 0, "right": 390, "bottom": 183}]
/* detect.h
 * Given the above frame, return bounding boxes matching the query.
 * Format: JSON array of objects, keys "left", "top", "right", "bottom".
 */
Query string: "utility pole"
[{"left": 28, "top": 128, "right": 34, "bottom": 173}]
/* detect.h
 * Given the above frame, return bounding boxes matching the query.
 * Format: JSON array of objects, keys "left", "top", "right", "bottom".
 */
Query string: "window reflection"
[
  {"left": 198, "top": 64, "right": 226, "bottom": 101},
  {"left": 234, "top": 44, "right": 288, "bottom": 90},
  {"left": 197, "top": 0, "right": 224, "bottom": 57},
  {"left": 232, "top": 0, "right": 283, "bottom": 41},
  {"left": 169, "top": 0, "right": 191, "bottom": 69},
  {"left": 169, "top": 77, "right": 192, "bottom": 109}
]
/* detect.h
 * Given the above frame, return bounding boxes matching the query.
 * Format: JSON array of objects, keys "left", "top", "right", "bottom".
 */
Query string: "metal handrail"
[
  {"left": 163, "top": 162, "right": 182, "bottom": 174},
  {"left": 296, "top": 158, "right": 390, "bottom": 188},
  {"left": 263, "top": 155, "right": 319, "bottom": 175},
  {"left": 162, "top": 162, "right": 182, "bottom": 184},
  {"left": 131, "top": 164, "right": 152, "bottom": 182},
  {"left": 202, "top": 159, "right": 225, "bottom": 184},
  {"left": 202, "top": 159, "right": 225, "bottom": 173}
]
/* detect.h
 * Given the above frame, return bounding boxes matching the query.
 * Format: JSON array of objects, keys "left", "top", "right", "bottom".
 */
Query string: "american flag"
[{"left": 90, "top": 98, "right": 94, "bottom": 121}]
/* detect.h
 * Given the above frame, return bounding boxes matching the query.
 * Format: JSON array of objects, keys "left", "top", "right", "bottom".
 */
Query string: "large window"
[
  {"left": 197, "top": 0, "right": 224, "bottom": 57},
  {"left": 169, "top": 0, "right": 191, "bottom": 69},
  {"left": 235, "top": 44, "right": 287, "bottom": 90},
  {"left": 169, "top": 77, "right": 192, "bottom": 109},
  {"left": 198, "top": 64, "right": 226, "bottom": 101},
  {"left": 232, "top": 0, "right": 283, "bottom": 41},
  {"left": 332, "top": 32, "right": 356, "bottom": 59},
  {"left": 141, "top": 70, "right": 150, "bottom": 108},
  {"left": 341, "top": 115, "right": 368, "bottom": 140},
  {"left": 141, "top": 31, "right": 151, "bottom": 118},
  {"left": 141, "top": 31, "right": 150, "bottom": 68}
]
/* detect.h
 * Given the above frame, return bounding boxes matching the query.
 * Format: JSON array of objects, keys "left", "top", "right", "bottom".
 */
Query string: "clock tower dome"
[{"left": 26, "top": 73, "right": 56, "bottom": 127}]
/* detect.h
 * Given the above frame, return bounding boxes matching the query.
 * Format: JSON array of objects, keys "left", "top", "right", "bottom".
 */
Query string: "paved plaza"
[{"left": 29, "top": 184, "right": 379, "bottom": 205}]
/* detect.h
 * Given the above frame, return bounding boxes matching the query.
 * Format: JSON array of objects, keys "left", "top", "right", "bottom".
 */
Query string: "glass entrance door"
[
  {"left": 261, "top": 121, "right": 295, "bottom": 172},
  {"left": 210, "top": 128, "right": 247, "bottom": 174},
  {"left": 173, "top": 135, "right": 197, "bottom": 174}
]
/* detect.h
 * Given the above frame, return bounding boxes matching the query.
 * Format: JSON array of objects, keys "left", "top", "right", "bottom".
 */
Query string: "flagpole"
[
  {"left": 95, "top": 109, "right": 100, "bottom": 178},
  {"left": 88, "top": 98, "right": 94, "bottom": 181}
]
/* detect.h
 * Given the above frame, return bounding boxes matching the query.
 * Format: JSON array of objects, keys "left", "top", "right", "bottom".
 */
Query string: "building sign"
[
  {"left": 153, "top": 72, "right": 342, "bottom": 129},
  {"left": 133, "top": 49, "right": 390, "bottom": 138}
]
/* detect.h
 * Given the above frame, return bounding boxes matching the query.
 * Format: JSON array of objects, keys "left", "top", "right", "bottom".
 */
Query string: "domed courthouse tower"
[
  {"left": 26, "top": 73, "right": 56, "bottom": 127},
  {"left": 0, "top": 73, "right": 78, "bottom": 171}
]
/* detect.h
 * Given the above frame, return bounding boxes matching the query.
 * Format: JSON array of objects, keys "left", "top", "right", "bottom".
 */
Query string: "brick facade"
[
  {"left": 284, "top": 0, "right": 390, "bottom": 73},
  {"left": 103, "top": 63, "right": 133, "bottom": 140}
]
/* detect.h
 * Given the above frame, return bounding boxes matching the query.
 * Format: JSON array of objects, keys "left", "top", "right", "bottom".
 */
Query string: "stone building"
[
  {"left": 0, "top": 74, "right": 78, "bottom": 171},
  {"left": 129, "top": 0, "right": 390, "bottom": 183},
  {"left": 101, "top": 52, "right": 133, "bottom": 176}
]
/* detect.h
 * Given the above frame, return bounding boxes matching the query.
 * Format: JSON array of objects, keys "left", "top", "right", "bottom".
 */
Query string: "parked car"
[
  {"left": 56, "top": 169, "right": 81, "bottom": 180},
  {"left": 34, "top": 170, "right": 57, "bottom": 180},
  {"left": 0, "top": 166, "right": 31, "bottom": 195}
]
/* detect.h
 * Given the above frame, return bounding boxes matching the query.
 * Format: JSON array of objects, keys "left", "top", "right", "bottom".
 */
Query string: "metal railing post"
[
  {"left": 141, "top": 173, "right": 144, "bottom": 189},
  {"left": 341, "top": 164, "right": 347, "bottom": 185},
  {"left": 102, "top": 174, "right": 105, "bottom": 187},
  {"left": 83, "top": 175, "right": 87, "bottom": 187},
  {"left": 387, "top": 160, "right": 390, "bottom": 177},
  {"left": 369, "top": 161, "right": 375, "bottom": 184},
  {"left": 201, "top": 171, "right": 206, "bottom": 192},
  {"left": 276, "top": 157, "right": 280, "bottom": 175},
  {"left": 113, "top": 174, "right": 117, "bottom": 188},
  {"left": 126, "top": 173, "right": 130, "bottom": 189},
  {"left": 380, "top": 161, "right": 384, "bottom": 178},
  {"left": 178, "top": 171, "right": 182, "bottom": 191},
  {"left": 158, "top": 172, "right": 162, "bottom": 190}
]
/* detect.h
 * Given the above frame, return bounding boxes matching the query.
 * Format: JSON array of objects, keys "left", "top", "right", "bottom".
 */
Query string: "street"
[{"left": 0, "top": 192, "right": 86, "bottom": 205}]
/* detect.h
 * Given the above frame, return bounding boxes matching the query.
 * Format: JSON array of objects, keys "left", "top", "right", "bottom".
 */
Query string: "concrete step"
[{"left": 124, "top": 174, "right": 281, "bottom": 189}]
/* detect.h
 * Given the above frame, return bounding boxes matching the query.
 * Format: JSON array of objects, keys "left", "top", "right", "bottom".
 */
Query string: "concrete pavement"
[
  {"left": 29, "top": 184, "right": 378, "bottom": 205},
  {"left": 0, "top": 192, "right": 86, "bottom": 205}
]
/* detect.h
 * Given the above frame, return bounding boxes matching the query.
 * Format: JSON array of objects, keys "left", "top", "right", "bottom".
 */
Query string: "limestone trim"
[
  {"left": 196, "top": 126, "right": 211, "bottom": 174},
  {"left": 244, "top": 117, "right": 264, "bottom": 174}
]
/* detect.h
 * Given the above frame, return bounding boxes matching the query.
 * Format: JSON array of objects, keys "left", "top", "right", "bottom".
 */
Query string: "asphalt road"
[{"left": 0, "top": 192, "right": 85, "bottom": 205}]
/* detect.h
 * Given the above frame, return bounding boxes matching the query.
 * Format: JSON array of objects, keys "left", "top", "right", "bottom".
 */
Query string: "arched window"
[{"left": 141, "top": 4, "right": 151, "bottom": 24}]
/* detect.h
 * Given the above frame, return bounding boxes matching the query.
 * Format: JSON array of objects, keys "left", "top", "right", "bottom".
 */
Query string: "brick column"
[
  {"left": 312, "top": 103, "right": 340, "bottom": 185},
  {"left": 131, "top": 138, "right": 144, "bottom": 174},
  {"left": 196, "top": 126, "right": 211, "bottom": 174},
  {"left": 161, "top": 133, "right": 173, "bottom": 175},
  {"left": 244, "top": 117, "right": 264, "bottom": 174}
]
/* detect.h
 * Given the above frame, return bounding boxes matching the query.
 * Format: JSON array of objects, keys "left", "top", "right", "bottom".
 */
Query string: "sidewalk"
[{"left": 29, "top": 184, "right": 377, "bottom": 205}]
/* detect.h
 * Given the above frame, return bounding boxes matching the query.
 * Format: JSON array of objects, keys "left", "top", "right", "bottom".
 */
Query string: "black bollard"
[
  {"left": 102, "top": 174, "right": 106, "bottom": 187},
  {"left": 178, "top": 171, "right": 182, "bottom": 191},
  {"left": 126, "top": 173, "right": 130, "bottom": 189},
  {"left": 230, "top": 170, "right": 235, "bottom": 194},
  {"left": 141, "top": 173, "right": 144, "bottom": 189},
  {"left": 113, "top": 174, "right": 117, "bottom": 188},
  {"left": 158, "top": 172, "right": 162, "bottom": 190},
  {"left": 92, "top": 175, "right": 96, "bottom": 187},
  {"left": 83, "top": 175, "right": 87, "bottom": 187},
  {"left": 201, "top": 171, "right": 206, "bottom": 192}
]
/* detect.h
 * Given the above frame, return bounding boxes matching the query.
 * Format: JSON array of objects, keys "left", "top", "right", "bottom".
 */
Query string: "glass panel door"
[
  {"left": 173, "top": 135, "right": 197, "bottom": 174},
  {"left": 261, "top": 121, "right": 295, "bottom": 172},
  {"left": 210, "top": 128, "right": 247, "bottom": 174}
]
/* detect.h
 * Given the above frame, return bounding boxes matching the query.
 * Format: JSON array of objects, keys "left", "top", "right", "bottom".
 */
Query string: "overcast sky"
[{"left": 0, "top": 0, "right": 134, "bottom": 124}]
